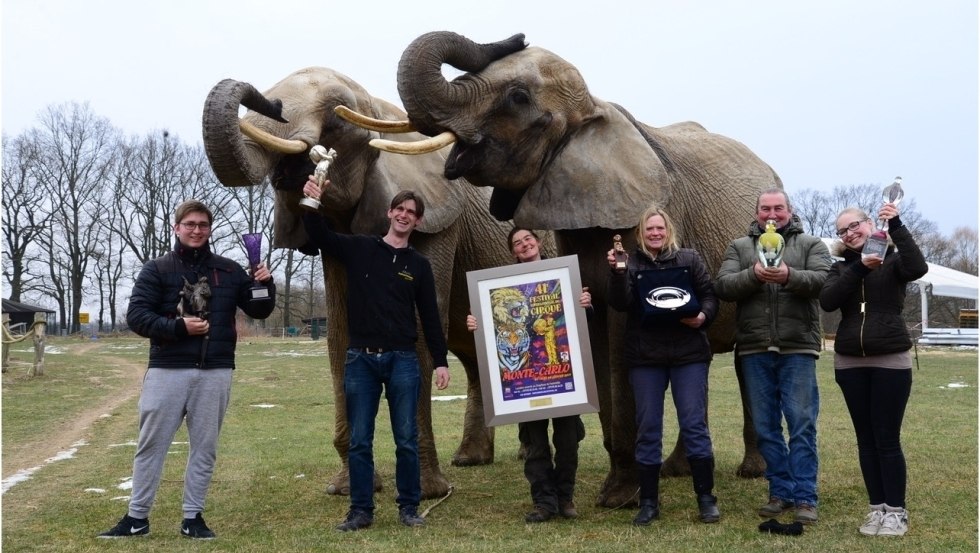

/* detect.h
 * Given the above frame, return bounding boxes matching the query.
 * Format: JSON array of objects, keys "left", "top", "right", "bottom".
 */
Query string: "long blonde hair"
[{"left": 635, "top": 204, "right": 679, "bottom": 257}]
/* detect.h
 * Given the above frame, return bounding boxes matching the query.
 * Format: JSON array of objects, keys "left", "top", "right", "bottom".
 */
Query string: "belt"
[{"left": 355, "top": 347, "right": 390, "bottom": 354}]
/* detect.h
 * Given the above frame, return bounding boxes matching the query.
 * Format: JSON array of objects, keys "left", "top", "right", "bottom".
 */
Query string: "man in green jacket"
[{"left": 715, "top": 188, "right": 831, "bottom": 525}]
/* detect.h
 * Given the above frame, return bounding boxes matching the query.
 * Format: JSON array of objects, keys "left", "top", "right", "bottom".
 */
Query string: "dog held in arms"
[{"left": 177, "top": 276, "right": 211, "bottom": 320}]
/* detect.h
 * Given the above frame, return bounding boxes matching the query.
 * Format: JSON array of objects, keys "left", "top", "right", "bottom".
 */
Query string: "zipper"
[{"left": 859, "top": 282, "right": 867, "bottom": 356}]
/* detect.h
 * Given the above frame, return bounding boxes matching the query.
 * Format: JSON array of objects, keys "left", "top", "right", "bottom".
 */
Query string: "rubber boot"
[
  {"left": 632, "top": 463, "right": 661, "bottom": 526},
  {"left": 689, "top": 456, "right": 720, "bottom": 523}
]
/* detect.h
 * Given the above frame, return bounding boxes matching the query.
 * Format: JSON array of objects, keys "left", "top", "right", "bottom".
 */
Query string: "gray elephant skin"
[
  {"left": 388, "top": 32, "right": 774, "bottom": 507},
  {"left": 201, "top": 67, "right": 543, "bottom": 498}
]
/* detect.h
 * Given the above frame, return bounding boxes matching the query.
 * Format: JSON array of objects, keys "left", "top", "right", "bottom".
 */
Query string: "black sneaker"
[
  {"left": 336, "top": 509, "right": 373, "bottom": 532},
  {"left": 399, "top": 506, "right": 425, "bottom": 527},
  {"left": 97, "top": 514, "right": 150, "bottom": 538},
  {"left": 180, "top": 513, "right": 216, "bottom": 539}
]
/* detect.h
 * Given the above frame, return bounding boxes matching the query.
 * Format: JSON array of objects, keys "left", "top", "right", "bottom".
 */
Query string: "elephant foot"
[
  {"left": 451, "top": 451, "right": 494, "bottom": 467},
  {"left": 324, "top": 467, "right": 383, "bottom": 496},
  {"left": 660, "top": 453, "right": 692, "bottom": 478},
  {"left": 420, "top": 469, "right": 452, "bottom": 500},
  {"left": 450, "top": 439, "right": 495, "bottom": 466},
  {"left": 736, "top": 451, "right": 766, "bottom": 478},
  {"left": 594, "top": 471, "right": 639, "bottom": 508}
]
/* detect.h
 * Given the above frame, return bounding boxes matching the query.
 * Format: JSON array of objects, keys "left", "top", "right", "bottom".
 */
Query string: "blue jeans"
[
  {"left": 629, "top": 362, "right": 713, "bottom": 465},
  {"left": 741, "top": 352, "right": 819, "bottom": 506},
  {"left": 344, "top": 349, "right": 421, "bottom": 514}
]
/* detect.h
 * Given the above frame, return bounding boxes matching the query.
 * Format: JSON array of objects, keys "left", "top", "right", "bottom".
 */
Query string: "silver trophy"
[
  {"left": 862, "top": 176, "right": 904, "bottom": 260},
  {"left": 300, "top": 145, "right": 337, "bottom": 211}
]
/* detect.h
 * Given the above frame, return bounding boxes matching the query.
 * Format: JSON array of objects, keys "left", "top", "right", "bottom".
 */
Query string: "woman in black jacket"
[
  {"left": 820, "top": 203, "right": 927, "bottom": 538},
  {"left": 606, "top": 204, "right": 719, "bottom": 526}
]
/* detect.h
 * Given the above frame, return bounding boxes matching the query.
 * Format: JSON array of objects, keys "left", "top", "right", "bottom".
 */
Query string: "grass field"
[{"left": 2, "top": 336, "right": 977, "bottom": 552}]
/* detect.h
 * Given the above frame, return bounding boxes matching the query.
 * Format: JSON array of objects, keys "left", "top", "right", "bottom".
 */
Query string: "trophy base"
[
  {"left": 862, "top": 232, "right": 888, "bottom": 259},
  {"left": 249, "top": 286, "right": 270, "bottom": 301},
  {"left": 299, "top": 197, "right": 321, "bottom": 211}
]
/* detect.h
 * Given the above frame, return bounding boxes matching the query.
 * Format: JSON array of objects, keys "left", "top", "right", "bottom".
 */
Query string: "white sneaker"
[
  {"left": 858, "top": 504, "right": 885, "bottom": 536},
  {"left": 877, "top": 505, "right": 909, "bottom": 537}
]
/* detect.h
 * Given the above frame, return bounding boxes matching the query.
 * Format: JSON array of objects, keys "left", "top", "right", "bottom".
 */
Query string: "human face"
[
  {"left": 756, "top": 192, "right": 792, "bottom": 229},
  {"left": 387, "top": 199, "right": 420, "bottom": 235},
  {"left": 643, "top": 214, "right": 668, "bottom": 254},
  {"left": 835, "top": 214, "right": 872, "bottom": 250},
  {"left": 510, "top": 230, "right": 541, "bottom": 263},
  {"left": 174, "top": 211, "right": 211, "bottom": 248}
]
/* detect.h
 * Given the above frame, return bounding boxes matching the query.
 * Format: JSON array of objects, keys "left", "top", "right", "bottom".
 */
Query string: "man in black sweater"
[{"left": 301, "top": 177, "right": 450, "bottom": 532}]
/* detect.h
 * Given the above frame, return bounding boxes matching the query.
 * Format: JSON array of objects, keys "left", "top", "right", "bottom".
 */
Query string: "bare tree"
[
  {"left": 2, "top": 132, "right": 50, "bottom": 301},
  {"left": 30, "top": 102, "right": 117, "bottom": 334}
]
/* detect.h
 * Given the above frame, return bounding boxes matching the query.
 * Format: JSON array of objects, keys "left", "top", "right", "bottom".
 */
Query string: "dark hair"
[
  {"left": 174, "top": 199, "right": 213, "bottom": 225},
  {"left": 390, "top": 190, "right": 425, "bottom": 219},
  {"left": 506, "top": 226, "right": 539, "bottom": 252}
]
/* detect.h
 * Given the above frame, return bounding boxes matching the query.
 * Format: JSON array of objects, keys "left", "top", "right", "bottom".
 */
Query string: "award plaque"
[
  {"left": 300, "top": 145, "right": 337, "bottom": 211},
  {"left": 242, "top": 232, "right": 270, "bottom": 301},
  {"left": 612, "top": 234, "right": 628, "bottom": 273},
  {"left": 862, "top": 176, "right": 904, "bottom": 260}
]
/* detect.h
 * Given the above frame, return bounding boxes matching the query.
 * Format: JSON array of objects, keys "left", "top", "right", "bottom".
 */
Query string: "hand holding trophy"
[
  {"left": 300, "top": 145, "right": 337, "bottom": 211},
  {"left": 862, "top": 176, "right": 904, "bottom": 260}
]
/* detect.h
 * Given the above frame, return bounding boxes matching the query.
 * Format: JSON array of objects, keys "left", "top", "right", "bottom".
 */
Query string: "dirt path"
[{"left": 2, "top": 342, "right": 145, "bottom": 478}]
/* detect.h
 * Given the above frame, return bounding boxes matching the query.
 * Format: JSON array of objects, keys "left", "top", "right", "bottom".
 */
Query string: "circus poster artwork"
[{"left": 467, "top": 256, "right": 598, "bottom": 426}]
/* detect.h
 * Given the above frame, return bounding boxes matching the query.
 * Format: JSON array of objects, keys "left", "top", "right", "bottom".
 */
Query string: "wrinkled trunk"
[
  {"left": 396, "top": 31, "right": 527, "bottom": 137},
  {"left": 202, "top": 79, "right": 287, "bottom": 186}
]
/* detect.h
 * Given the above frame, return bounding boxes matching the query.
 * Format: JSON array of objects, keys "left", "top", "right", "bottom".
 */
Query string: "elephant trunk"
[
  {"left": 397, "top": 31, "right": 527, "bottom": 137},
  {"left": 202, "top": 79, "right": 287, "bottom": 186}
]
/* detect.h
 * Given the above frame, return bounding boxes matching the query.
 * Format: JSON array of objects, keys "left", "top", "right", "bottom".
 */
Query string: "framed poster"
[{"left": 466, "top": 255, "right": 598, "bottom": 426}]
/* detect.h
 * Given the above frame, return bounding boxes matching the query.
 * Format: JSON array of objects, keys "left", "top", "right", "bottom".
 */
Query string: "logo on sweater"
[{"left": 397, "top": 270, "right": 414, "bottom": 282}]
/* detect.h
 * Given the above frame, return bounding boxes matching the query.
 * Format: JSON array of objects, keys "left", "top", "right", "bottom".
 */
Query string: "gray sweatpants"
[{"left": 127, "top": 368, "right": 232, "bottom": 520}]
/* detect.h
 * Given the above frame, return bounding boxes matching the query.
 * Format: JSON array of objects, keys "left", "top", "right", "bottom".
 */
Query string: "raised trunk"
[
  {"left": 202, "top": 79, "right": 286, "bottom": 186},
  {"left": 396, "top": 31, "right": 527, "bottom": 136}
]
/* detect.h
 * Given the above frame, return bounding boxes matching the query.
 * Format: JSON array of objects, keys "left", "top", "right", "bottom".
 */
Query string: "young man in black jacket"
[
  {"left": 99, "top": 200, "right": 275, "bottom": 540},
  {"left": 301, "top": 177, "right": 450, "bottom": 532}
]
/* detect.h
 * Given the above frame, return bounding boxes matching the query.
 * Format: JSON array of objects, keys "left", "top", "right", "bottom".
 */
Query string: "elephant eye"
[{"left": 508, "top": 89, "right": 530, "bottom": 106}]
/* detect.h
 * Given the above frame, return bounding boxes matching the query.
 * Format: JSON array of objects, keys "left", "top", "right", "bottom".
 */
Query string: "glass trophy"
[
  {"left": 300, "top": 145, "right": 337, "bottom": 211},
  {"left": 612, "top": 234, "right": 628, "bottom": 273},
  {"left": 242, "top": 232, "right": 270, "bottom": 301},
  {"left": 862, "top": 176, "right": 904, "bottom": 260}
]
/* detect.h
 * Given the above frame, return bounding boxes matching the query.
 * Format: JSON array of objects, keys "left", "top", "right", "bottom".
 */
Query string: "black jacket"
[
  {"left": 126, "top": 241, "right": 276, "bottom": 369},
  {"left": 302, "top": 214, "right": 449, "bottom": 367},
  {"left": 819, "top": 218, "right": 928, "bottom": 356},
  {"left": 608, "top": 247, "right": 717, "bottom": 367}
]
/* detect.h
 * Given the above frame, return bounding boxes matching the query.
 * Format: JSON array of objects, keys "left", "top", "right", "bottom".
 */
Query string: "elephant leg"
[
  {"left": 596, "top": 363, "right": 640, "bottom": 507},
  {"left": 735, "top": 354, "right": 766, "bottom": 477},
  {"left": 322, "top": 267, "right": 382, "bottom": 496},
  {"left": 451, "top": 353, "right": 495, "bottom": 466},
  {"left": 416, "top": 363, "right": 452, "bottom": 499},
  {"left": 660, "top": 434, "right": 692, "bottom": 477}
]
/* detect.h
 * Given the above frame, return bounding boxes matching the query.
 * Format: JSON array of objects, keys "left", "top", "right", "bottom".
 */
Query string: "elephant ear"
[
  {"left": 512, "top": 102, "right": 672, "bottom": 231},
  {"left": 350, "top": 138, "right": 465, "bottom": 235}
]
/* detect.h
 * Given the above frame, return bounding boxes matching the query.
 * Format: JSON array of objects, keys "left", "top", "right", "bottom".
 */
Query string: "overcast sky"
[{"left": 3, "top": 0, "right": 977, "bottom": 234}]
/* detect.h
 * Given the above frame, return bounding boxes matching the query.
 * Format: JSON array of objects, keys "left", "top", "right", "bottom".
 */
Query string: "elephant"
[
  {"left": 353, "top": 31, "right": 774, "bottom": 507},
  {"left": 200, "top": 67, "right": 549, "bottom": 498}
]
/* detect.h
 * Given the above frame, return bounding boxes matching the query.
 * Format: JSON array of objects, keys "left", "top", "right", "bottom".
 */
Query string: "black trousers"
[
  {"left": 835, "top": 367, "right": 912, "bottom": 507},
  {"left": 519, "top": 415, "right": 585, "bottom": 511}
]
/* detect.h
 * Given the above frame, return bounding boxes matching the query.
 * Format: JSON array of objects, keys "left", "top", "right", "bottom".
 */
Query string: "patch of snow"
[{"left": 432, "top": 395, "right": 467, "bottom": 402}]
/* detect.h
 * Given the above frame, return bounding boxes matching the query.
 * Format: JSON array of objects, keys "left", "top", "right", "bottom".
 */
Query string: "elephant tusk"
[
  {"left": 335, "top": 105, "right": 415, "bottom": 133},
  {"left": 369, "top": 132, "right": 457, "bottom": 155},
  {"left": 239, "top": 120, "right": 308, "bottom": 154}
]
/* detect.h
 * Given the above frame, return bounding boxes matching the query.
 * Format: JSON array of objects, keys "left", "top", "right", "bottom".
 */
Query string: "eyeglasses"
[
  {"left": 179, "top": 222, "right": 211, "bottom": 231},
  {"left": 835, "top": 220, "right": 865, "bottom": 237}
]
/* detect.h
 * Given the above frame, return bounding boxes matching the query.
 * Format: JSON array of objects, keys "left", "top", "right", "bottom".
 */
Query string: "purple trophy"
[{"left": 242, "top": 232, "right": 269, "bottom": 301}]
